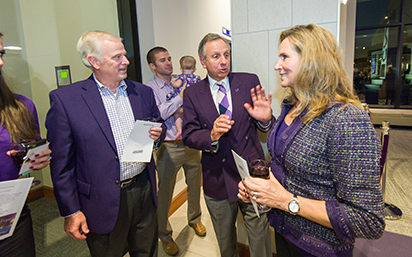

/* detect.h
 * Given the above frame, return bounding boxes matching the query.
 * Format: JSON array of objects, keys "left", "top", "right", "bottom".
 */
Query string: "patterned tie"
[{"left": 217, "top": 82, "right": 232, "bottom": 119}]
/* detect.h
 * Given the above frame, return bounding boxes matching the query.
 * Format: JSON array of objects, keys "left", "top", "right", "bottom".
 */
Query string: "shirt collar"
[
  {"left": 153, "top": 75, "right": 176, "bottom": 89},
  {"left": 93, "top": 74, "right": 127, "bottom": 92},
  {"left": 208, "top": 75, "right": 229, "bottom": 91}
]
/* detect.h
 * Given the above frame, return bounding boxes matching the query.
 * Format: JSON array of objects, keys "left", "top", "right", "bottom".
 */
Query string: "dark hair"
[
  {"left": 198, "top": 33, "right": 230, "bottom": 59},
  {"left": 146, "top": 46, "right": 168, "bottom": 66},
  {"left": 0, "top": 32, "right": 38, "bottom": 143}
]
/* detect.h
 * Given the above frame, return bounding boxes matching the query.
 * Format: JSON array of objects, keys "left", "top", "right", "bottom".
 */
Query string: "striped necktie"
[{"left": 217, "top": 82, "right": 231, "bottom": 119}]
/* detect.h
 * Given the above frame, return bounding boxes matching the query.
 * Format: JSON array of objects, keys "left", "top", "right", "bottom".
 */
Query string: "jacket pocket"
[{"left": 77, "top": 179, "right": 91, "bottom": 196}]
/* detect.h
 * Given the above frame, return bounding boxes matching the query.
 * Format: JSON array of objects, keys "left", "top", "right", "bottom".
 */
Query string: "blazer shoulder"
[
  {"left": 125, "top": 80, "right": 155, "bottom": 95},
  {"left": 185, "top": 78, "right": 207, "bottom": 95},
  {"left": 50, "top": 77, "right": 93, "bottom": 97}
]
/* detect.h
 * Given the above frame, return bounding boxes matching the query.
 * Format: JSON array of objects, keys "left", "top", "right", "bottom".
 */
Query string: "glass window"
[
  {"left": 354, "top": 27, "right": 399, "bottom": 107},
  {"left": 404, "top": 0, "right": 412, "bottom": 23},
  {"left": 356, "top": 0, "right": 401, "bottom": 28},
  {"left": 401, "top": 25, "right": 412, "bottom": 108}
]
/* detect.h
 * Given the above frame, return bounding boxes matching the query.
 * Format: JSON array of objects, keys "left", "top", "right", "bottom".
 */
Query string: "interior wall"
[
  {"left": 0, "top": 0, "right": 120, "bottom": 187},
  {"left": 231, "top": 0, "right": 342, "bottom": 118},
  {"left": 138, "top": 0, "right": 231, "bottom": 84}
]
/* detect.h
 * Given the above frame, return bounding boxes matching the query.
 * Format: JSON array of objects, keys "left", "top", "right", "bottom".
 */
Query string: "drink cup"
[{"left": 249, "top": 159, "right": 271, "bottom": 213}]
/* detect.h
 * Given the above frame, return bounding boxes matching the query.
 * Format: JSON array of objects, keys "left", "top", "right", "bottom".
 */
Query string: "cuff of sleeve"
[
  {"left": 257, "top": 120, "right": 272, "bottom": 132},
  {"left": 64, "top": 210, "right": 80, "bottom": 218},
  {"left": 326, "top": 200, "right": 354, "bottom": 241},
  {"left": 211, "top": 141, "right": 219, "bottom": 153}
]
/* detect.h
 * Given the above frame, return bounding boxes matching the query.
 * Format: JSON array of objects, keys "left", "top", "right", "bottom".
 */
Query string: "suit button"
[
  {"left": 204, "top": 124, "right": 207, "bottom": 128},
  {"left": 282, "top": 134, "right": 288, "bottom": 140},
  {"left": 245, "top": 136, "right": 248, "bottom": 140},
  {"left": 222, "top": 158, "right": 226, "bottom": 162},
  {"left": 115, "top": 180, "right": 120, "bottom": 184},
  {"left": 115, "top": 156, "right": 119, "bottom": 160}
]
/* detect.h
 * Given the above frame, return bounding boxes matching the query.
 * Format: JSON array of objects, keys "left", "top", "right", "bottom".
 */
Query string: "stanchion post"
[{"left": 380, "top": 121, "right": 402, "bottom": 220}]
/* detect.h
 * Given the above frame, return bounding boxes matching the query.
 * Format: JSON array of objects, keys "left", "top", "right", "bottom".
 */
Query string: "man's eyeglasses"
[{"left": 0, "top": 50, "right": 6, "bottom": 59}]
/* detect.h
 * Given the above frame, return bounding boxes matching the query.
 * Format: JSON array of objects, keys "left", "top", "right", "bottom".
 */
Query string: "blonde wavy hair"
[{"left": 280, "top": 24, "right": 362, "bottom": 124}]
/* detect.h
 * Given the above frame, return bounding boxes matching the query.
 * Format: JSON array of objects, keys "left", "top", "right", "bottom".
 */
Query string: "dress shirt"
[
  {"left": 208, "top": 76, "right": 233, "bottom": 115},
  {"left": 94, "top": 75, "right": 145, "bottom": 181},
  {"left": 146, "top": 76, "right": 182, "bottom": 141}
]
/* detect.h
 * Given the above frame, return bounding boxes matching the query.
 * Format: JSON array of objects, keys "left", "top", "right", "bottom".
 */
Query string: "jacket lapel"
[
  {"left": 228, "top": 73, "right": 247, "bottom": 139},
  {"left": 81, "top": 75, "right": 117, "bottom": 153},
  {"left": 198, "top": 78, "right": 220, "bottom": 127},
  {"left": 125, "top": 80, "right": 141, "bottom": 120}
]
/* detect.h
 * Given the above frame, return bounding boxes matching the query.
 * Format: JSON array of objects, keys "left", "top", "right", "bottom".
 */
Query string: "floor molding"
[
  {"left": 27, "top": 186, "right": 55, "bottom": 204},
  {"left": 168, "top": 186, "right": 188, "bottom": 217},
  {"left": 28, "top": 185, "right": 186, "bottom": 216}
]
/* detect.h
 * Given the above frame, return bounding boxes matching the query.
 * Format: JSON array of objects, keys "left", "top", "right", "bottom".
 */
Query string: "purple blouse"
[{"left": 0, "top": 94, "right": 40, "bottom": 181}]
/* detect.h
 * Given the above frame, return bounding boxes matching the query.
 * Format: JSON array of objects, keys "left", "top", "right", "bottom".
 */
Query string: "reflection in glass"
[
  {"left": 404, "top": 0, "right": 412, "bottom": 23},
  {"left": 401, "top": 25, "right": 412, "bottom": 108},
  {"left": 356, "top": 0, "right": 401, "bottom": 28},
  {"left": 354, "top": 27, "right": 399, "bottom": 108}
]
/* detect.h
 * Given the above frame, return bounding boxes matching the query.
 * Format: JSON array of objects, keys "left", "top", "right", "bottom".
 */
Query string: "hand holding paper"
[
  {"left": 122, "top": 120, "right": 162, "bottom": 163},
  {"left": 232, "top": 150, "right": 261, "bottom": 217}
]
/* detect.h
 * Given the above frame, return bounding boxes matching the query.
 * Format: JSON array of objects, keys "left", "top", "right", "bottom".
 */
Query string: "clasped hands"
[{"left": 238, "top": 171, "right": 290, "bottom": 212}]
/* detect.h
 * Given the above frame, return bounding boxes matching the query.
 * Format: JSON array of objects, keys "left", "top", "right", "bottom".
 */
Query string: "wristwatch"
[{"left": 288, "top": 194, "right": 299, "bottom": 215}]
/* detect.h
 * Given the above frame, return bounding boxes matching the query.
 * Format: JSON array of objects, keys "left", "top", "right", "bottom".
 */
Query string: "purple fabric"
[
  {"left": 218, "top": 84, "right": 231, "bottom": 119},
  {"left": 178, "top": 74, "right": 201, "bottom": 86},
  {"left": 165, "top": 74, "right": 201, "bottom": 101},
  {"left": 353, "top": 231, "right": 412, "bottom": 257},
  {"left": 380, "top": 134, "right": 389, "bottom": 177},
  {"left": 183, "top": 72, "right": 275, "bottom": 202},
  {"left": 46, "top": 75, "right": 164, "bottom": 234},
  {"left": 146, "top": 76, "right": 182, "bottom": 141},
  {"left": 0, "top": 94, "right": 40, "bottom": 181},
  {"left": 267, "top": 100, "right": 384, "bottom": 256}
]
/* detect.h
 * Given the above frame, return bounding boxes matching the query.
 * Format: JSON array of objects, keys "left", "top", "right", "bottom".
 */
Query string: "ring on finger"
[
  {"left": 216, "top": 122, "right": 219, "bottom": 128},
  {"left": 251, "top": 191, "right": 258, "bottom": 200},
  {"left": 47, "top": 156, "right": 52, "bottom": 161}
]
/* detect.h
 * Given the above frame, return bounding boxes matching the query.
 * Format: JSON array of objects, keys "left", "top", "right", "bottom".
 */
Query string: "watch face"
[
  {"left": 289, "top": 199, "right": 299, "bottom": 214},
  {"left": 289, "top": 202, "right": 299, "bottom": 212}
]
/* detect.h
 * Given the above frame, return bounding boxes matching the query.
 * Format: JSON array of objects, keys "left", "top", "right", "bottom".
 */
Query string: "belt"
[
  {"left": 120, "top": 173, "right": 142, "bottom": 188},
  {"left": 164, "top": 140, "right": 184, "bottom": 144}
]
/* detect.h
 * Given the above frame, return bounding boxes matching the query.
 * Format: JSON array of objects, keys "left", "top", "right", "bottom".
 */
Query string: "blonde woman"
[{"left": 238, "top": 24, "right": 385, "bottom": 257}]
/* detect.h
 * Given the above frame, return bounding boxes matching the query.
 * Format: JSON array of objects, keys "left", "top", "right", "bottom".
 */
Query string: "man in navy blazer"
[
  {"left": 183, "top": 33, "right": 274, "bottom": 257},
  {"left": 46, "top": 31, "right": 164, "bottom": 257}
]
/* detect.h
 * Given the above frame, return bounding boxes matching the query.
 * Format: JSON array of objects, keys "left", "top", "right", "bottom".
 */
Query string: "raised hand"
[{"left": 244, "top": 85, "right": 272, "bottom": 124}]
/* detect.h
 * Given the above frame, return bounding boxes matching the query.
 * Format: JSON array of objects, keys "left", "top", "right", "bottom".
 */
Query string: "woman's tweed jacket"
[{"left": 267, "top": 100, "right": 385, "bottom": 257}]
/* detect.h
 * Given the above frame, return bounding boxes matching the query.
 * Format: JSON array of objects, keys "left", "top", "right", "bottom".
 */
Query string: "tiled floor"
[{"left": 158, "top": 192, "right": 220, "bottom": 257}]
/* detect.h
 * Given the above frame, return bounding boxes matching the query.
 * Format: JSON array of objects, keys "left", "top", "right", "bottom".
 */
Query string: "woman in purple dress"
[
  {"left": 0, "top": 32, "right": 51, "bottom": 256},
  {"left": 238, "top": 24, "right": 385, "bottom": 257}
]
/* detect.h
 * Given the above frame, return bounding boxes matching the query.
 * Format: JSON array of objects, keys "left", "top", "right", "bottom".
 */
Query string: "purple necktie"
[{"left": 218, "top": 83, "right": 231, "bottom": 119}]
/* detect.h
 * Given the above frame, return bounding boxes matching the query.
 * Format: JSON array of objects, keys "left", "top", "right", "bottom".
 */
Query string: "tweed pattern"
[{"left": 268, "top": 102, "right": 385, "bottom": 256}]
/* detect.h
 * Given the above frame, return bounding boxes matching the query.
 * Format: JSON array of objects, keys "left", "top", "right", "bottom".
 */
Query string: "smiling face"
[
  {"left": 150, "top": 51, "right": 173, "bottom": 81},
  {"left": 274, "top": 37, "right": 300, "bottom": 89},
  {"left": 91, "top": 38, "right": 129, "bottom": 88},
  {"left": 200, "top": 39, "right": 230, "bottom": 81}
]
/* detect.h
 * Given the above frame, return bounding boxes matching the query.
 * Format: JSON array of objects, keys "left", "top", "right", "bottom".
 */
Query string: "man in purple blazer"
[
  {"left": 46, "top": 31, "right": 164, "bottom": 257},
  {"left": 182, "top": 33, "right": 274, "bottom": 257}
]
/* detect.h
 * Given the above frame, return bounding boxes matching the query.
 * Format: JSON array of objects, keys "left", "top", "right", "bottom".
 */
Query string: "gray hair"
[
  {"left": 198, "top": 33, "right": 230, "bottom": 59},
  {"left": 76, "top": 31, "right": 122, "bottom": 70}
]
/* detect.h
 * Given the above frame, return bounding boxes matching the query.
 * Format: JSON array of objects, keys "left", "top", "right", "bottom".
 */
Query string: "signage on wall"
[
  {"left": 222, "top": 27, "right": 231, "bottom": 37},
  {"left": 55, "top": 65, "right": 72, "bottom": 88}
]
